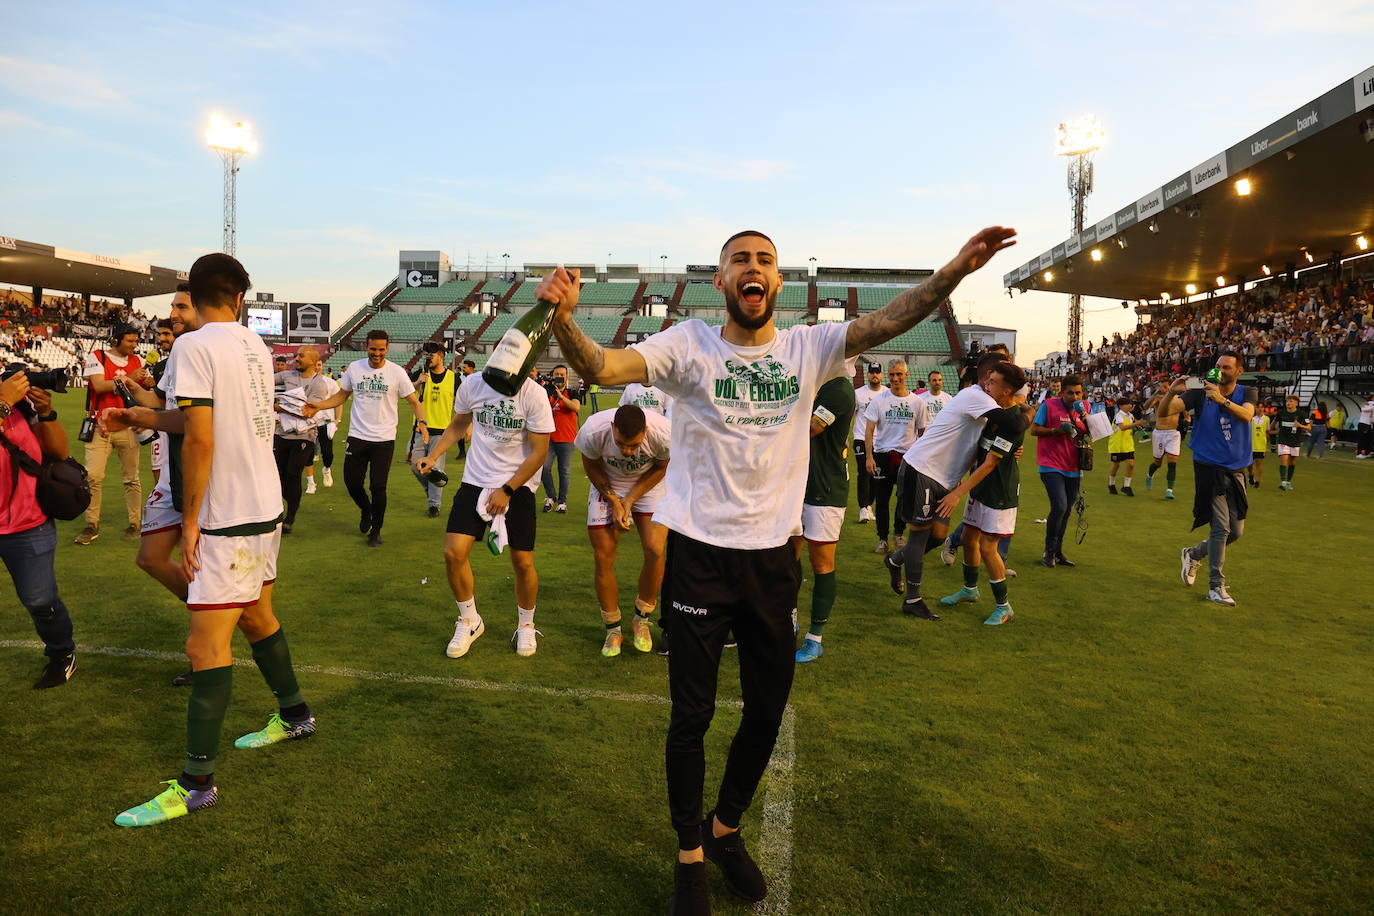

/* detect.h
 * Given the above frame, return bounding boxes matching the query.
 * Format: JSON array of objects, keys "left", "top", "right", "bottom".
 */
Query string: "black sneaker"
[
  {"left": 1122, "top": 486, "right": 1135, "bottom": 497},
  {"left": 427, "top": 506, "right": 440, "bottom": 518},
  {"left": 884, "top": 552, "right": 905, "bottom": 595},
  {"left": 669, "top": 860, "right": 711, "bottom": 915},
  {"left": 33, "top": 654, "right": 75, "bottom": 690},
  {"left": 1054, "top": 553, "right": 1076, "bottom": 568},
  {"left": 1107, "top": 484, "right": 1118, "bottom": 495},
  {"left": 701, "top": 812, "right": 767, "bottom": 902},
  {"left": 282, "top": 522, "right": 293, "bottom": 535},
  {"left": 901, "top": 598, "right": 941, "bottom": 621},
  {"left": 367, "top": 531, "right": 383, "bottom": 547},
  {"left": 358, "top": 509, "right": 371, "bottom": 534},
  {"left": 1041, "top": 552, "right": 1057, "bottom": 568},
  {"left": 171, "top": 668, "right": 194, "bottom": 687}
]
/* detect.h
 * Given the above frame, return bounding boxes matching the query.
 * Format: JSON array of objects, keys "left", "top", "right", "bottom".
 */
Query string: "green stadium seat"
[{"left": 577, "top": 283, "right": 637, "bottom": 306}]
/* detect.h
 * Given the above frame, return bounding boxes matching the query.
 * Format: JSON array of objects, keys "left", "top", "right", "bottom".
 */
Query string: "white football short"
[
  {"left": 587, "top": 483, "right": 661, "bottom": 528},
  {"left": 1276, "top": 444, "right": 1301, "bottom": 457},
  {"left": 961, "top": 498, "right": 1017, "bottom": 537},
  {"left": 1151, "top": 429, "right": 1182, "bottom": 459},
  {"left": 801, "top": 504, "right": 845, "bottom": 544},
  {"left": 186, "top": 527, "right": 281, "bottom": 611},
  {"left": 140, "top": 488, "right": 182, "bottom": 537}
]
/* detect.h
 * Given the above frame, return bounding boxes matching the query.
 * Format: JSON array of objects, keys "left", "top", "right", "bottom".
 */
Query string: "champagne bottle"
[{"left": 482, "top": 283, "right": 565, "bottom": 397}]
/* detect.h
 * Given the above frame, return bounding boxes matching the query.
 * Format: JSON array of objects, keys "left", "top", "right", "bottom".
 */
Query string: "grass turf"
[{"left": 1, "top": 388, "right": 1371, "bottom": 914}]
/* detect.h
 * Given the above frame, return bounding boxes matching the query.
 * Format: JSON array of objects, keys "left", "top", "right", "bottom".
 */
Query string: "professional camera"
[{"left": 2, "top": 363, "right": 69, "bottom": 393}]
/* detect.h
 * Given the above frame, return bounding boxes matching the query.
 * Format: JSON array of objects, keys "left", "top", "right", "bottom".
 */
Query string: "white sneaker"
[
  {"left": 1206, "top": 587, "right": 1236, "bottom": 607},
  {"left": 446, "top": 616, "right": 485, "bottom": 658},
  {"left": 322, "top": 468, "right": 333, "bottom": 487},
  {"left": 512, "top": 624, "right": 540, "bottom": 657},
  {"left": 543, "top": 498, "right": 555, "bottom": 513},
  {"left": 892, "top": 535, "right": 905, "bottom": 552},
  {"left": 874, "top": 540, "right": 888, "bottom": 554},
  {"left": 305, "top": 477, "right": 317, "bottom": 495},
  {"left": 858, "top": 506, "right": 873, "bottom": 523},
  {"left": 940, "top": 540, "right": 957, "bottom": 566},
  {"left": 1005, "top": 568, "right": 1017, "bottom": 579},
  {"left": 1180, "top": 547, "right": 1200, "bottom": 587}
]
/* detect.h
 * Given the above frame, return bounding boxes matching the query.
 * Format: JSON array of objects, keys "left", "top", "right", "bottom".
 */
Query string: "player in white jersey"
[
  {"left": 574, "top": 404, "right": 671, "bottom": 656},
  {"left": 113, "top": 254, "right": 314, "bottom": 829},
  {"left": 102, "top": 285, "right": 202, "bottom": 687},
  {"left": 916, "top": 369, "right": 953, "bottom": 420},
  {"left": 620, "top": 381, "right": 673, "bottom": 417},
  {"left": 543, "top": 224, "right": 1016, "bottom": 914},
  {"left": 850, "top": 362, "right": 885, "bottom": 523}
]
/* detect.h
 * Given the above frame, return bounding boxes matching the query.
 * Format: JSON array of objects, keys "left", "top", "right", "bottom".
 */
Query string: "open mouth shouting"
[{"left": 739, "top": 279, "right": 767, "bottom": 307}]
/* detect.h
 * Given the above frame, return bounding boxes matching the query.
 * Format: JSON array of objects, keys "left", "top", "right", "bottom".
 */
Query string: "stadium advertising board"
[
  {"left": 405, "top": 269, "right": 439, "bottom": 288},
  {"left": 0, "top": 236, "right": 16, "bottom": 250},
  {"left": 288, "top": 302, "right": 330, "bottom": 343},
  {"left": 1095, "top": 216, "right": 1116, "bottom": 241},
  {"left": 1114, "top": 204, "right": 1138, "bottom": 231},
  {"left": 1135, "top": 187, "right": 1164, "bottom": 223},
  {"left": 1228, "top": 82, "right": 1357, "bottom": 171},
  {"left": 1052, "top": 243, "right": 1066, "bottom": 262},
  {"left": 645, "top": 293, "right": 668, "bottom": 305},
  {"left": 1065, "top": 235, "right": 1082, "bottom": 257},
  {"left": 1190, "top": 154, "right": 1228, "bottom": 193},
  {"left": 1357, "top": 64, "right": 1374, "bottom": 111}
]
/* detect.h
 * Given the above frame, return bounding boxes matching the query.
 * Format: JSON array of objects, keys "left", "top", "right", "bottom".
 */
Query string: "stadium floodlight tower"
[
  {"left": 1055, "top": 115, "right": 1104, "bottom": 360},
  {"left": 205, "top": 114, "right": 259, "bottom": 257}
]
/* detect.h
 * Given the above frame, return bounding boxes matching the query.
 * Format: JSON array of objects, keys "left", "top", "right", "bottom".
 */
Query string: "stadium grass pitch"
[{"left": 1, "top": 389, "right": 1371, "bottom": 914}]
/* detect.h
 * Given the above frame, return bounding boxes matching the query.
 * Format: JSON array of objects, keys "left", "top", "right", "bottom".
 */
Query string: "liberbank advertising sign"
[{"left": 1003, "top": 67, "right": 1374, "bottom": 288}]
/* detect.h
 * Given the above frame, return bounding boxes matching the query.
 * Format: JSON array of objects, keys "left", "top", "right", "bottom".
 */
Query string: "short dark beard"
[{"left": 723, "top": 286, "right": 777, "bottom": 331}]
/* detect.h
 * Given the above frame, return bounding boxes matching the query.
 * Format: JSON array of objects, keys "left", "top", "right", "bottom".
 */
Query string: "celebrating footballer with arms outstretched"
[{"left": 536, "top": 224, "right": 1014, "bottom": 915}]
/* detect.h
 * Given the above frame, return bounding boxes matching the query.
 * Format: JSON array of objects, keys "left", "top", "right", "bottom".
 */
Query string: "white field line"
[{"left": 1, "top": 638, "right": 797, "bottom": 913}]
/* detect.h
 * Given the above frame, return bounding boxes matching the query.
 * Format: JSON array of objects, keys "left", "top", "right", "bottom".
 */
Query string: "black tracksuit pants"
[{"left": 344, "top": 437, "right": 395, "bottom": 533}]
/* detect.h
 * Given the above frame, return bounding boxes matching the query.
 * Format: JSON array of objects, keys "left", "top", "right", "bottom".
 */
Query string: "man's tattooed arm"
[
  {"left": 552, "top": 316, "right": 648, "bottom": 387},
  {"left": 844, "top": 266, "right": 961, "bottom": 358}
]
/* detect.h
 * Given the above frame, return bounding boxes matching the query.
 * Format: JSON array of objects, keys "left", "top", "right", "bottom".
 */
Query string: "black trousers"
[
  {"left": 317, "top": 423, "right": 335, "bottom": 469},
  {"left": 853, "top": 439, "right": 873, "bottom": 508},
  {"left": 273, "top": 436, "right": 316, "bottom": 525},
  {"left": 662, "top": 530, "right": 799, "bottom": 850},
  {"left": 344, "top": 437, "right": 395, "bottom": 533},
  {"left": 871, "top": 450, "right": 907, "bottom": 541}
]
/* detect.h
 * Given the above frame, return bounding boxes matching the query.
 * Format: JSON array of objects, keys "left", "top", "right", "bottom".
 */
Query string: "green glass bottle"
[{"left": 482, "top": 296, "right": 560, "bottom": 396}]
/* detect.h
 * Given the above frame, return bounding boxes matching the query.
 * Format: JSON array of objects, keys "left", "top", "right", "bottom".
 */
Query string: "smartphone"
[{"left": 78, "top": 416, "right": 96, "bottom": 443}]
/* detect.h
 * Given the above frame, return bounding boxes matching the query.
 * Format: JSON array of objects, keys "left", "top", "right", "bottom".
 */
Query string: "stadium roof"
[
  {"left": 0, "top": 236, "right": 186, "bottom": 299},
  {"left": 1004, "top": 66, "right": 1374, "bottom": 302}
]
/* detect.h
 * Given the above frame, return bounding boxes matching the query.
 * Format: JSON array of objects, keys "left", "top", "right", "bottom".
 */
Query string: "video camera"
[{"left": 2, "top": 363, "right": 68, "bottom": 393}]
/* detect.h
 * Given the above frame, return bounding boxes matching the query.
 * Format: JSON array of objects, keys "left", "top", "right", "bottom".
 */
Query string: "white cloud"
[{"left": 0, "top": 56, "right": 132, "bottom": 113}]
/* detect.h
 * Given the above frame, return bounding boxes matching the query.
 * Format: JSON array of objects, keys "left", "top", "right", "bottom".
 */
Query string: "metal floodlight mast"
[
  {"left": 206, "top": 115, "right": 258, "bottom": 257},
  {"left": 1056, "top": 115, "right": 1103, "bottom": 361}
]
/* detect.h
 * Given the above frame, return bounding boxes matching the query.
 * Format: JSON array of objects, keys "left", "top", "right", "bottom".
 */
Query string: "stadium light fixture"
[
  {"left": 1234, "top": 177, "right": 1251, "bottom": 196},
  {"left": 1303, "top": 249, "right": 1314, "bottom": 263},
  {"left": 1090, "top": 248, "right": 1103, "bottom": 262},
  {"left": 1116, "top": 237, "right": 1127, "bottom": 249},
  {"left": 1161, "top": 292, "right": 1171, "bottom": 303},
  {"left": 1358, "top": 235, "right": 1369, "bottom": 251},
  {"left": 1147, "top": 219, "right": 1159, "bottom": 233},
  {"left": 205, "top": 114, "right": 257, "bottom": 258},
  {"left": 1261, "top": 264, "right": 1272, "bottom": 275},
  {"left": 1055, "top": 116, "right": 1105, "bottom": 156},
  {"left": 1185, "top": 283, "right": 1198, "bottom": 295},
  {"left": 1043, "top": 271, "right": 1054, "bottom": 283},
  {"left": 1215, "top": 275, "right": 1226, "bottom": 287}
]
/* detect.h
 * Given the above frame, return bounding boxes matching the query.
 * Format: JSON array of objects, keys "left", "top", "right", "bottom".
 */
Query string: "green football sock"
[
  {"left": 250, "top": 628, "right": 305, "bottom": 710},
  {"left": 962, "top": 563, "right": 979, "bottom": 590},
  {"left": 990, "top": 578, "right": 1009, "bottom": 605},
  {"left": 1166, "top": 463, "right": 1177, "bottom": 488},
  {"left": 809, "top": 571, "right": 836, "bottom": 636},
  {"left": 186, "top": 665, "right": 232, "bottom": 777},
  {"left": 1287, "top": 463, "right": 1296, "bottom": 481}
]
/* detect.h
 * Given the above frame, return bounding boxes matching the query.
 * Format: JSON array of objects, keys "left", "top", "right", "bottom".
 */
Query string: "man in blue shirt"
[{"left": 1156, "top": 351, "right": 1257, "bottom": 607}]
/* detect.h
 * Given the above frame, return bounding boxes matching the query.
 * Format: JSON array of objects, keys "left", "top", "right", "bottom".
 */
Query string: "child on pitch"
[
  {"left": 936, "top": 364, "right": 1029, "bottom": 625},
  {"left": 1107, "top": 396, "right": 1138, "bottom": 496}
]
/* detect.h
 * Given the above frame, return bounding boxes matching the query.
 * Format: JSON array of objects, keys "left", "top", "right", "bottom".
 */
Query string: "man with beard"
[
  {"left": 541, "top": 225, "right": 1015, "bottom": 915},
  {"left": 850, "top": 362, "right": 885, "bottom": 524}
]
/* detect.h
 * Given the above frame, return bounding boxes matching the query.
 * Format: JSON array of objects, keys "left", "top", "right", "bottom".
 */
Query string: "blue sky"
[{"left": 3, "top": 1, "right": 1371, "bottom": 360}]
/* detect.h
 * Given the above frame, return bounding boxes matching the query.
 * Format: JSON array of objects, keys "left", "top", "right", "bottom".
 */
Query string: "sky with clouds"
[{"left": 2, "top": 1, "right": 1372, "bottom": 360}]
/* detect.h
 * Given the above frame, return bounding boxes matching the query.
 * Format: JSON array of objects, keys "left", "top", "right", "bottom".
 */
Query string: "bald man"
[{"left": 274, "top": 347, "right": 332, "bottom": 533}]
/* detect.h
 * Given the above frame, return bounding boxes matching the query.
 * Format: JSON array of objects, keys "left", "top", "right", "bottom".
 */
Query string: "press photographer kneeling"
[{"left": 0, "top": 365, "right": 87, "bottom": 689}]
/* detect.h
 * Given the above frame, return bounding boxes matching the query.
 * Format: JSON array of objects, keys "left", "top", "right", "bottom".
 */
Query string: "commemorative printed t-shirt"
[
  {"left": 630, "top": 319, "right": 848, "bottom": 549},
  {"left": 620, "top": 382, "right": 673, "bottom": 417},
  {"left": 452, "top": 374, "right": 555, "bottom": 491},
  {"left": 168, "top": 322, "right": 281, "bottom": 534},
  {"left": 574, "top": 407, "right": 671, "bottom": 496},
  {"left": 339, "top": 359, "right": 416, "bottom": 442},
  {"left": 864, "top": 390, "right": 926, "bottom": 453},
  {"left": 851, "top": 383, "right": 886, "bottom": 440}
]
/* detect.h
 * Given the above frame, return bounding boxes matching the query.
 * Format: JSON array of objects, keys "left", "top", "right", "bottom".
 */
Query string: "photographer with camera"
[
  {"left": 76, "top": 322, "right": 146, "bottom": 545},
  {"left": 540, "top": 364, "right": 581, "bottom": 514},
  {"left": 0, "top": 367, "right": 80, "bottom": 688},
  {"left": 1161, "top": 353, "right": 1256, "bottom": 607},
  {"left": 1030, "top": 374, "right": 1089, "bottom": 568}
]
